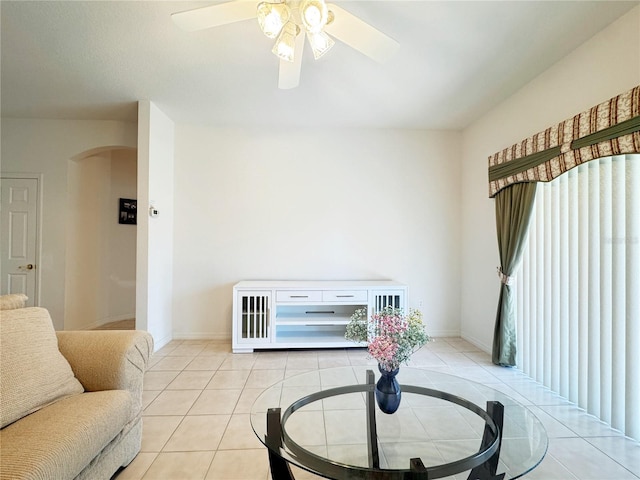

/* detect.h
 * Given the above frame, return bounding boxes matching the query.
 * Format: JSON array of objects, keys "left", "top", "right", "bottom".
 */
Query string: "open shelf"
[
  {"left": 276, "top": 312, "right": 352, "bottom": 326},
  {"left": 275, "top": 325, "right": 353, "bottom": 346},
  {"left": 276, "top": 304, "right": 363, "bottom": 327}
]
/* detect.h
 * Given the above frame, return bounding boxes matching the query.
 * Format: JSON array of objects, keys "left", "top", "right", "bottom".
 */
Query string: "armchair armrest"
[{"left": 56, "top": 330, "right": 153, "bottom": 396}]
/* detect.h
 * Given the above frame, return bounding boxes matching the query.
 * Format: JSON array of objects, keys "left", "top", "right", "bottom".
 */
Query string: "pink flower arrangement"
[
  {"left": 345, "top": 306, "right": 431, "bottom": 372},
  {"left": 368, "top": 335, "right": 399, "bottom": 364}
]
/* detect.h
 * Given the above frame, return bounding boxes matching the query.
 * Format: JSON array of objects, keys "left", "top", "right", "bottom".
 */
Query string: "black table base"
[
  {"left": 266, "top": 407, "right": 295, "bottom": 480},
  {"left": 264, "top": 370, "right": 505, "bottom": 480}
]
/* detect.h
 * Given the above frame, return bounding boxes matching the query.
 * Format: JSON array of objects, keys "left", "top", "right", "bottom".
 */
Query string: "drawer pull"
[
  {"left": 289, "top": 295, "right": 309, "bottom": 298},
  {"left": 336, "top": 295, "right": 354, "bottom": 298},
  {"left": 305, "top": 311, "right": 335, "bottom": 314}
]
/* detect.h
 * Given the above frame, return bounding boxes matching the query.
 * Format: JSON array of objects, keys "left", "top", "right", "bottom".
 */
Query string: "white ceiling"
[{"left": 1, "top": 1, "right": 638, "bottom": 129}]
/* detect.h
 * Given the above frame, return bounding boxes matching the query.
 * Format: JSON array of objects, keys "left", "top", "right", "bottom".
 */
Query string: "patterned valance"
[{"left": 488, "top": 85, "right": 640, "bottom": 198}]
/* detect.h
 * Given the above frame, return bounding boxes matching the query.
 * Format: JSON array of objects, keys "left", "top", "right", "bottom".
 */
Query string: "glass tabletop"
[{"left": 251, "top": 366, "right": 547, "bottom": 480}]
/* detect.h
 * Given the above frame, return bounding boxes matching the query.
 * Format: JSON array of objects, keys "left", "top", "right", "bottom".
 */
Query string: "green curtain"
[{"left": 492, "top": 182, "right": 538, "bottom": 366}]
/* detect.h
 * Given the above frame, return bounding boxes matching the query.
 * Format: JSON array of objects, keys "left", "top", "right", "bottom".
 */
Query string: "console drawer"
[
  {"left": 276, "top": 290, "right": 322, "bottom": 302},
  {"left": 322, "top": 290, "right": 368, "bottom": 302}
]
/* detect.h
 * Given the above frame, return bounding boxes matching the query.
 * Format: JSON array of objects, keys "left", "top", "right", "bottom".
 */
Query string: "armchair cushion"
[
  {"left": 0, "top": 390, "right": 134, "bottom": 480},
  {"left": 0, "top": 307, "right": 84, "bottom": 428}
]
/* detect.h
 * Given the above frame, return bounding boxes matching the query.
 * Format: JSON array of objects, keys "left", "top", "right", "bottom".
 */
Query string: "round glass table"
[{"left": 251, "top": 366, "right": 547, "bottom": 480}]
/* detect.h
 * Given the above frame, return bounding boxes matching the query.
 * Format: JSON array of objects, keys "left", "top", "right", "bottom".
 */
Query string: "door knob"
[{"left": 21, "top": 264, "right": 34, "bottom": 270}]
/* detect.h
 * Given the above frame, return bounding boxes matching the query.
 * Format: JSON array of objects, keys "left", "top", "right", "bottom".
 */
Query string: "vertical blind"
[{"left": 516, "top": 154, "right": 640, "bottom": 441}]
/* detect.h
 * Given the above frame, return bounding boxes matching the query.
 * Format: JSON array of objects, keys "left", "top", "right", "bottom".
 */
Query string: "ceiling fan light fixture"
[
  {"left": 272, "top": 21, "right": 299, "bottom": 62},
  {"left": 300, "top": 0, "right": 329, "bottom": 33},
  {"left": 257, "top": 1, "right": 291, "bottom": 39},
  {"left": 307, "top": 31, "right": 334, "bottom": 60}
]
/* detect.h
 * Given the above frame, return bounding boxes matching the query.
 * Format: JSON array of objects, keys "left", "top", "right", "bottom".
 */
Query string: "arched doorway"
[{"left": 64, "top": 146, "right": 137, "bottom": 330}]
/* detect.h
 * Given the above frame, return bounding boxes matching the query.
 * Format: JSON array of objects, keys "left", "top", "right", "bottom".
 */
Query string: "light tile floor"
[{"left": 113, "top": 338, "right": 640, "bottom": 480}]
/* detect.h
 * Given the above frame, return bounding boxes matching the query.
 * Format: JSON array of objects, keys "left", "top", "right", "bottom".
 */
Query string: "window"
[{"left": 516, "top": 154, "right": 640, "bottom": 440}]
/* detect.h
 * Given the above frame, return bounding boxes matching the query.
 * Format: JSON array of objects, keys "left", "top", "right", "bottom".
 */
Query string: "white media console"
[{"left": 232, "top": 280, "right": 407, "bottom": 353}]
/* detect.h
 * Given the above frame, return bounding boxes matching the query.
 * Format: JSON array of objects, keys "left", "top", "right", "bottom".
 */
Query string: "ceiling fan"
[{"left": 171, "top": 0, "right": 399, "bottom": 89}]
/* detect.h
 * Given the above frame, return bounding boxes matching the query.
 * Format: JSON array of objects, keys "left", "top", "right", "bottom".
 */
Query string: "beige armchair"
[{"left": 0, "top": 307, "right": 153, "bottom": 480}]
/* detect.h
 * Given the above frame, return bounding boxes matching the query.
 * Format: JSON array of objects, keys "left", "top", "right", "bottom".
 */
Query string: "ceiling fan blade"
[
  {"left": 324, "top": 3, "right": 399, "bottom": 63},
  {"left": 171, "top": 1, "right": 259, "bottom": 31},
  {"left": 278, "top": 32, "right": 305, "bottom": 89}
]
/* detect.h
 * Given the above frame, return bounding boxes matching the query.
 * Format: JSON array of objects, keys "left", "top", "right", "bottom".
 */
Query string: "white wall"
[
  {"left": 108, "top": 149, "right": 138, "bottom": 319},
  {"left": 65, "top": 151, "right": 110, "bottom": 330},
  {"left": 137, "top": 101, "right": 175, "bottom": 349},
  {"left": 0, "top": 119, "right": 137, "bottom": 329},
  {"left": 460, "top": 6, "right": 640, "bottom": 352},
  {"left": 172, "top": 127, "right": 462, "bottom": 340},
  {"left": 5, "top": 7, "right": 635, "bottom": 342}
]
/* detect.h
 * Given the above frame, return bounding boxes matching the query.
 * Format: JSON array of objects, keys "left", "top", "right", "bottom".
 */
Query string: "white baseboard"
[
  {"left": 79, "top": 320, "right": 101, "bottom": 330},
  {"left": 172, "top": 331, "right": 473, "bottom": 345},
  {"left": 169, "top": 331, "right": 489, "bottom": 352},
  {"left": 81, "top": 314, "right": 135, "bottom": 330},
  {"left": 153, "top": 333, "right": 173, "bottom": 351},
  {"left": 102, "top": 313, "right": 135, "bottom": 323},
  {"left": 172, "top": 332, "right": 231, "bottom": 342},
  {"left": 460, "top": 332, "right": 492, "bottom": 354},
  {"left": 428, "top": 328, "right": 461, "bottom": 338}
]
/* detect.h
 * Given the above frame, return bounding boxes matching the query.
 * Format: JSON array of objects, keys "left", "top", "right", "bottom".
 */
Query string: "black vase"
[{"left": 375, "top": 364, "right": 401, "bottom": 414}]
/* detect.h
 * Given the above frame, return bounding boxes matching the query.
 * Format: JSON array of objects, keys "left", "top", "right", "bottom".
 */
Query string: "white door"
[{"left": 1, "top": 177, "right": 39, "bottom": 305}]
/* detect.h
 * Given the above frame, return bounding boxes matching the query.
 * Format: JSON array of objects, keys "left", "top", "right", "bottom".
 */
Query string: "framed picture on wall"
[{"left": 119, "top": 198, "right": 137, "bottom": 225}]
